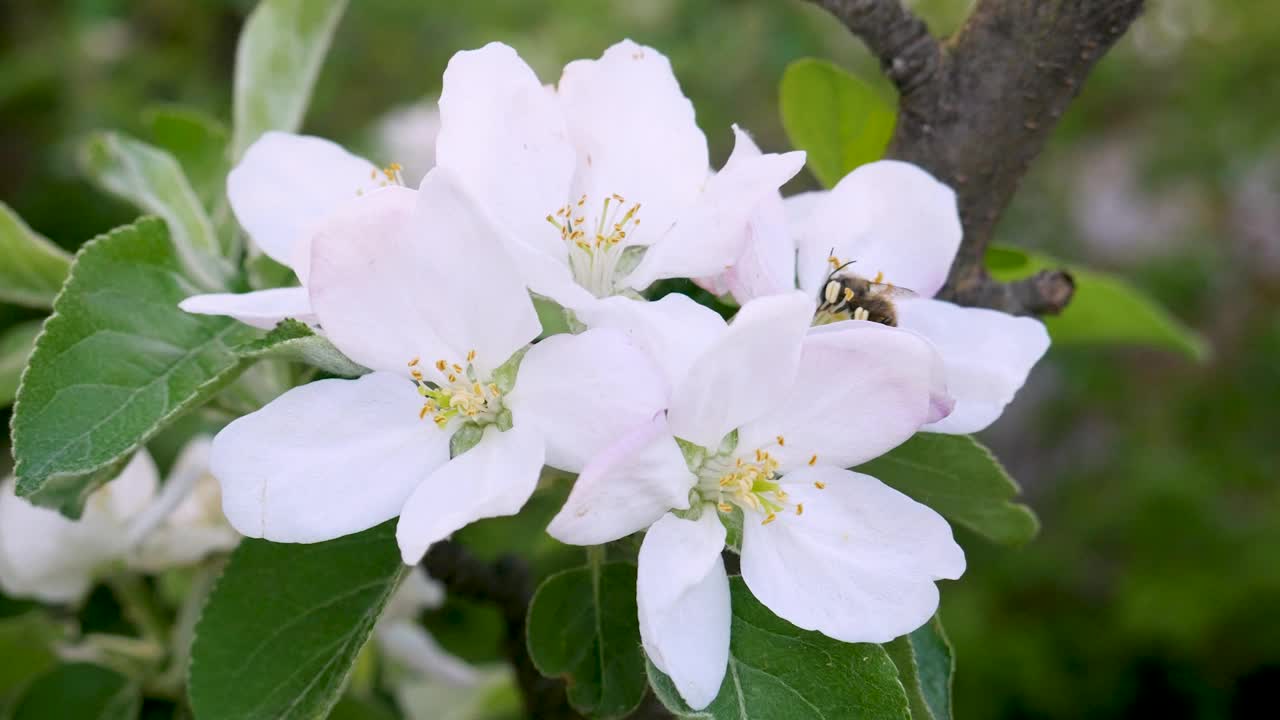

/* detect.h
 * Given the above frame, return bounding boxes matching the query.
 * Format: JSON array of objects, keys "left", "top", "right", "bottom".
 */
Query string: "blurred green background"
[{"left": 1, "top": 0, "right": 1277, "bottom": 718}]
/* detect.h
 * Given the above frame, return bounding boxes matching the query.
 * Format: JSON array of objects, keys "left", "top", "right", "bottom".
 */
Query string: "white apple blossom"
[
  {"left": 209, "top": 168, "right": 671, "bottom": 565},
  {"left": 179, "top": 131, "right": 413, "bottom": 329},
  {"left": 434, "top": 40, "right": 805, "bottom": 311},
  {"left": 545, "top": 292, "right": 964, "bottom": 709},
  {"left": 375, "top": 568, "right": 478, "bottom": 687},
  {"left": 0, "top": 438, "right": 238, "bottom": 604},
  {"left": 705, "top": 160, "right": 1051, "bottom": 434}
]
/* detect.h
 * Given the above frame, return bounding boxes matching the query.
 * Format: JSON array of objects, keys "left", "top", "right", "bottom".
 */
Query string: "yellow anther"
[
  {"left": 447, "top": 374, "right": 457, "bottom": 383},
  {"left": 873, "top": 271, "right": 884, "bottom": 283},
  {"left": 762, "top": 513, "right": 778, "bottom": 526},
  {"left": 410, "top": 369, "right": 423, "bottom": 381},
  {"left": 577, "top": 194, "right": 587, "bottom": 206},
  {"left": 843, "top": 287, "right": 855, "bottom": 302},
  {"left": 828, "top": 255, "right": 842, "bottom": 268},
  {"left": 776, "top": 435, "right": 786, "bottom": 446},
  {"left": 718, "top": 502, "right": 733, "bottom": 513},
  {"left": 467, "top": 349, "right": 476, "bottom": 362},
  {"left": 795, "top": 503, "right": 805, "bottom": 516},
  {"left": 814, "top": 481, "right": 826, "bottom": 489},
  {"left": 611, "top": 193, "right": 625, "bottom": 202},
  {"left": 408, "top": 357, "right": 420, "bottom": 367},
  {"left": 435, "top": 359, "right": 447, "bottom": 372},
  {"left": 418, "top": 405, "right": 430, "bottom": 420},
  {"left": 808, "top": 454, "right": 818, "bottom": 466},
  {"left": 452, "top": 363, "right": 463, "bottom": 374}
]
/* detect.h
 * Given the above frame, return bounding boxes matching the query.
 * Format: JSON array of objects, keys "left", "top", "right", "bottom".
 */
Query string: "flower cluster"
[{"left": 180, "top": 40, "right": 1050, "bottom": 709}]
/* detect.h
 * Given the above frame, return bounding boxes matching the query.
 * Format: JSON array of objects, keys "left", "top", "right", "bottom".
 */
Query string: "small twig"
[{"left": 422, "top": 540, "right": 580, "bottom": 719}]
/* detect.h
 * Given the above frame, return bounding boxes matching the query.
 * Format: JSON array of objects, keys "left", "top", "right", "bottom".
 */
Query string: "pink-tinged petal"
[
  {"left": 307, "top": 186, "right": 450, "bottom": 374},
  {"left": 397, "top": 425, "right": 544, "bottom": 564},
  {"left": 546, "top": 414, "right": 694, "bottom": 546},
  {"left": 409, "top": 168, "right": 543, "bottom": 371},
  {"left": 668, "top": 292, "right": 813, "bottom": 448},
  {"left": 211, "top": 372, "right": 448, "bottom": 543},
  {"left": 558, "top": 40, "right": 709, "bottom": 244},
  {"left": 575, "top": 294, "right": 727, "bottom": 390},
  {"left": 740, "top": 466, "right": 964, "bottom": 644},
  {"left": 436, "top": 42, "right": 574, "bottom": 262},
  {"left": 738, "top": 320, "right": 947, "bottom": 471},
  {"left": 638, "top": 512, "right": 730, "bottom": 710},
  {"left": 796, "top": 161, "right": 961, "bottom": 299},
  {"left": 506, "top": 328, "right": 668, "bottom": 473},
  {"left": 625, "top": 126, "right": 804, "bottom": 290},
  {"left": 897, "top": 298, "right": 1050, "bottom": 434},
  {"left": 228, "top": 132, "right": 381, "bottom": 272},
  {"left": 179, "top": 287, "right": 314, "bottom": 330}
]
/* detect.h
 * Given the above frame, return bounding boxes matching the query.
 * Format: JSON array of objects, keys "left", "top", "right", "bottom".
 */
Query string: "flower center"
[
  {"left": 545, "top": 193, "right": 643, "bottom": 297},
  {"left": 408, "top": 352, "right": 504, "bottom": 429},
  {"left": 355, "top": 163, "right": 407, "bottom": 197},
  {"left": 694, "top": 439, "right": 810, "bottom": 526}
]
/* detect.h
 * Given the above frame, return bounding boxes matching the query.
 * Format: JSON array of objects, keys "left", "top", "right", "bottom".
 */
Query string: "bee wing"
[{"left": 866, "top": 282, "right": 919, "bottom": 300}]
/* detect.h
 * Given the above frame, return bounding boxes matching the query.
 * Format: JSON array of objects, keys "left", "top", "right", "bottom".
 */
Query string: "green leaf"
[
  {"left": 8, "top": 663, "right": 140, "bottom": 720},
  {"left": 0, "top": 320, "right": 42, "bottom": 407},
  {"left": 986, "top": 245, "right": 1209, "bottom": 361},
  {"left": 779, "top": 58, "right": 896, "bottom": 188},
  {"left": 188, "top": 521, "right": 408, "bottom": 720},
  {"left": 237, "top": 318, "right": 367, "bottom": 378},
  {"left": 527, "top": 561, "right": 646, "bottom": 719},
  {"left": 142, "top": 106, "right": 231, "bottom": 218},
  {"left": 80, "top": 132, "right": 231, "bottom": 290},
  {"left": 11, "top": 218, "right": 255, "bottom": 516},
  {"left": 855, "top": 434, "right": 1039, "bottom": 546},
  {"left": 0, "top": 202, "right": 71, "bottom": 308},
  {"left": 648, "top": 577, "right": 910, "bottom": 719},
  {"left": 232, "top": 0, "right": 349, "bottom": 160},
  {"left": 0, "top": 612, "right": 65, "bottom": 702},
  {"left": 884, "top": 617, "right": 954, "bottom": 720}
]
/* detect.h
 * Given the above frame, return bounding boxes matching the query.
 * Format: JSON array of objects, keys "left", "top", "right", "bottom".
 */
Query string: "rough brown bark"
[{"left": 810, "top": 0, "right": 1146, "bottom": 315}]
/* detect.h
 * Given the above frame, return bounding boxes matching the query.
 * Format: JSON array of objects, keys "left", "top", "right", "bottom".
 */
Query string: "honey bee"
[{"left": 814, "top": 258, "right": 917, "bottom": 327}]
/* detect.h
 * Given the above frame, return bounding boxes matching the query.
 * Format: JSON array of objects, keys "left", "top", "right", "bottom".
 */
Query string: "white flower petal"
[
  {"left": 435, "top": 42, "right": 574, "bottom": 262},
  {"left": 397, "top": 424, "right": 544, "bottom": 564},
  {"left": 228, "top": 132, "right": 381, "bottom": 270},
  {"left": 740, "top": 466, "right": 964, "bottom": 644},
  {"left": 546, "top": 414, "right": 694, "bottom": 546},
  {"left": 796, "top": 161, "right": 961, "bottom": 299},
  {"left": 898, "top": 298, "right": 1051, "bottom": 434},
  {"left": 375, "top": 620, "right": 479, "bottom": 686},
  {"left": 558, "top": 40, "right": 708, "bottom": 243},
  {"left": 637, "top": 512, "right": 730, "bottom": 711},
  {"left": 307, "top": 186, "right": 450, "bottom": 374},
  {"left": 625, "top": 126, "right": 804, "bottom": 290},
  {"left": 506, "top": 328, "right": 668, "bottom": 473},
  {"left": 410, "top": 168, "right": 543, "bottom": 371},
  {"left": 179, "top": 287, "right": 314, "bottom": 330},
  {"left": 125, "top": 437, "right": 239, "bottom": 571},
  {"left": 668, "top": 292, "right": 813, "bottom": 448},
  {"left": 721, "top": 162, "right": 795, "bottom": 303},
  {"left": 574, "top": 294, "right": 727, "bottom": 390},
  {"left": 211, "top": 372, "right": 448, "bottom": 543},
  {"left": 0, "top": 451, "right": 157, "bottom": 603},
  {"left": 738, "top": 320, "right": 947, "bottom": 471}
]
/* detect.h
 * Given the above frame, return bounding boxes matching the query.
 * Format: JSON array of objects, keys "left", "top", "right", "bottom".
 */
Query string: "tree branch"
[
  {"left": 422, "top": 541, "right": 580, "bottom": 719},
  {"left": 807, "top": 0, "right": 941, "bottom": 95},
  {"left": 809, "top": 0, "right": 1146, "bottom": 316}
]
